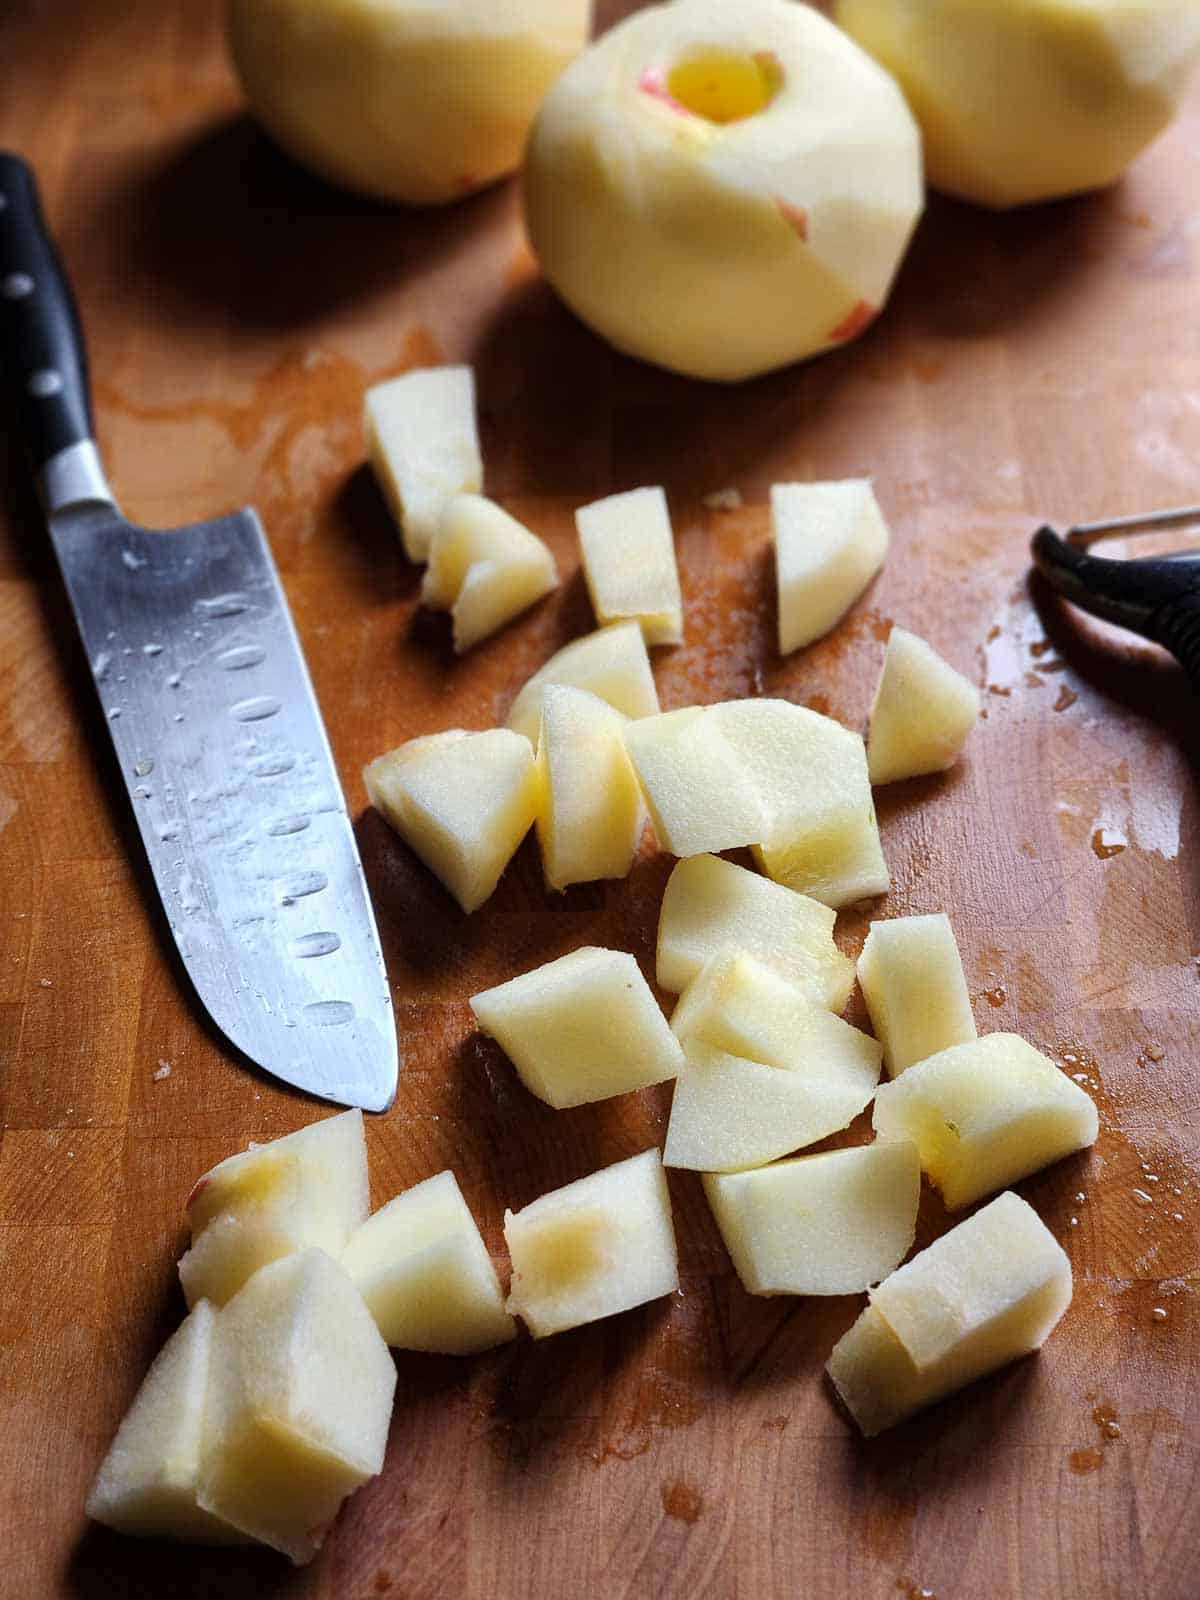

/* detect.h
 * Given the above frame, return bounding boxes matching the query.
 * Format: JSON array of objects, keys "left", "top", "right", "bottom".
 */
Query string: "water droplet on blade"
[
  {"left": 217, "top": 644, "right": 267, "bottom": 671},
  {"left": 278, "top": 871, "right": 327, "bottom": 904},
  {"left": 230, "top": 696, "right": 281, "bottom": 723},
  {"left": 303, "top": 1000, "right": 355, "bottom": 1027},
  {"left": 249, "top": 752, "right": 296, "bottom": 778},
  {"left": 290, "top": 931, "right": 342, "bottom": 958},
  {"left": 266, "top": 814, "right": 310, "bottom": 837},
  {"left": 196, "top": 593, "right": 249, "bottom": 618}
]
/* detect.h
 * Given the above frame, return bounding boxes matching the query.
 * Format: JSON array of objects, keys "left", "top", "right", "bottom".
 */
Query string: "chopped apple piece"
[
  {"left": 753, "top": 806, "right": 890, "bottom": 909},
  {"left": 506, "top": 621, "right": 660, "bottom": 745},
  {"left": 670, "top": 950, "right": 881, "bottom": 1078},
  {"left": 626, "top": 697, "right": 888, "bottom": 901},
  {"left": 772, "top": 480, "right": 889, "bottom": 653},
  {"left": 858, "top": 913, "right": 977, "bottom": 1078},
  {"left": 664, "top": 1034, "right": 875, "bottom": 1173},
  {"left": 575, "top": 486, "right": 684, "bottom": 645},
  {"left": 86, "top": 1302, "right": 248, "bottom": 1544},
  {"left": 364, "top": 366, "right": 482, "bottom": 562},
  {"left": 625, "top": 706, "right": 768, "bottom": 856},
  {"left": 341, "top": 1171, "right": 515, "bottom": 1355},
  {"left": 706, "top": 697, "right": 889, "bottom": 908},
  {"left": 180, "top": 1110, "right": 369, "bottom": 1309},
  {"left": 504, "top": 1149, "right": 678, "bottom": 1338},
  {"left": 872, "top": 1032, "right": 1099, "bottom": 1209},
  {"left": 703, "top": 1140, "right": 920, "bottom": 1295},
  {"left": 364, "top": 727, "right": 538, "bottom": 913},
  {"left": 535, "top": 686, "right": 647, "bottom": 891},
  {"left": 470, "top": 946, "right": 683, "bottom": 1108},
  {"left": 867, "top": 626, "right": 980, "bottom": 785},
  {"left": 829, "top": 1191, "right": 1072, "bottom": 1436},
  {"left": 665, "top": 960, "right": 880, "bottom": 1171},
  {"left": 421, "top": 494, "right": 558, "bottom": 653},
  {"left": 198, "top": 1250, "right": 396, "bottom": 1565},
  {"left": 656, "top": 853, "right": 854, "bottom": 1009}
]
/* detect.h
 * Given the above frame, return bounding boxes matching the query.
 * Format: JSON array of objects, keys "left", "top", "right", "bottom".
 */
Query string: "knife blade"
[{"left": 1, "top": 150, "right": 398, "bottom": 1111}]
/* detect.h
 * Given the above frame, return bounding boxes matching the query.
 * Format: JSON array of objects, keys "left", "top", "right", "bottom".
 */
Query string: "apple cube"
[
  {"left": 872, "top": 1032, "right": 1099, "bottom": 1209},
  {"left": 656, "top": 853, "right": 854, "bottom": 1009},
  {"left": 180, "top": 1109, "right": 369, "bottom": 1308},
  {"left": 364, "top": 366, "right": 482, "bottom": 562},
  {"left": 772, "top": 480, "right": 889, "bottom": 654},
  {"left": 504, "top": 1149, "right": 678, "bottom": 1338},
  {"left": 364, "top": 727, "right": 538, "bottom": 913},
  {"left": 470, "top": 945, "right": 683, "bottom": 1108},
  {"left": 703, "top": 1139, "right": 920, "bottom": 1295},
  {"left": 829, "top": 1191, "right": 1072, "bottom": 1436},
  {"left": 198, "top": 1249, "right": 396, "bottom": 1565},
  {"left": 867, "top": 626, "right": 980, "bottom": 785},
  {"left": 671, "top": 950, "right": 881, "bottom": 1079},
  {"left": 705, "top": 697, "right": 889, "bottom": 908},
  {"left": 858, "top": 912, "right": 977, "bottom": 1078},
  {"left": 506, "top": 621, "right": 660, "bottom": 746},
  {"left": 535, "top": 685, "right": 647, "bottom": 891},
  {"left": 86, "top": 1302, "right": 248, "bottom": 1544},
  {"left": 627, "top": 697, "right": 888, "bottom": 901},
  {"left": 625, "top": 706, "right": 769, "bottom": 856},
  {"left": 575, "top": 486, "right": 684, "bottom": 645},
  {"left": 664, "top": 1034, "right": 871, "bottom": 1174},
  {"left": 753, "top": 806, "right": 890, "bottom": 909},
  {"left": 664, "top": 958, "right": 880, "bottom": 1172},
  {"left": 341, "top": 1171, "right": 515, "bottom": 1355},
  {"left": 421, "top": 493, "right": 558, "bottom": 653}
]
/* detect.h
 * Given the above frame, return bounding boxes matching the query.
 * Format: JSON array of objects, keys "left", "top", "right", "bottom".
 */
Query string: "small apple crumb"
[
  {"left": 152, "top": 1061, "right": 172, "bottom": 1082},
  {"left": 703, "top": 487, "right": 742, "bottom": 512}
]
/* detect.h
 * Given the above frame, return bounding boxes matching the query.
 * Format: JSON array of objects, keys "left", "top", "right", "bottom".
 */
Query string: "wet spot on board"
[{"left": 661, "top": 1479, "right": 704, "bottom": 1524}]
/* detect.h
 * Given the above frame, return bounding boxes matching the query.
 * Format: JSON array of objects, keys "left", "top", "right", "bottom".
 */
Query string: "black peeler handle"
[
  {"left": 1150, "top": 593, "right": 1200, "bottom": 692},
  {"left": 1032, "top": 524, "right": 1200, "bottom": 693}
]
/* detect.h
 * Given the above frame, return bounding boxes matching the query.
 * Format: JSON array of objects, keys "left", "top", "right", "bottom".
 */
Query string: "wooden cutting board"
[{"left": 2, "top": 3, "right": 1198, "bottom": 1596}]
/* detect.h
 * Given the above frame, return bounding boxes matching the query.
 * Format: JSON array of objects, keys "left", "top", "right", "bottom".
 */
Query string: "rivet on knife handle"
[{"left": 0, "top": 148, "right": 114, "bottom": 511}]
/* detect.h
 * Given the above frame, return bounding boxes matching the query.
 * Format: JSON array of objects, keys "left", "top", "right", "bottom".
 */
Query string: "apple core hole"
[{"left": 666, "top": 50, "right": 782, "bottom": 125}]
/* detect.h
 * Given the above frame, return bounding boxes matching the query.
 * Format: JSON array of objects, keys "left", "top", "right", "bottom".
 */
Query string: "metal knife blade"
[
  {"left": 51, "top": 501, "right": 398, "bottom": 1110},
  {"left": 1, "top": 150, "right": 397, "bottom": 1111}
]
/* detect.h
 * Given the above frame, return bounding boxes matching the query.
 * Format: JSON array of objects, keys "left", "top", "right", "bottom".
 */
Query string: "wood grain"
[{"left": 2, "top": 3, "right": 1199, "bottom": 1596}]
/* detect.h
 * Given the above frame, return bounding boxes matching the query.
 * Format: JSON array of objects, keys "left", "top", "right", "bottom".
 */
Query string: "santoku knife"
[{"left": 0, "top": 151, "right": 398, "bottom": 1111}]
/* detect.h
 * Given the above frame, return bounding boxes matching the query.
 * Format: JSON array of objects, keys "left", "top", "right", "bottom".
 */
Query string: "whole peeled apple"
[
  {"left": 837, "top": 0, "right": 1200, "bottom": 209},
  {"left": 522, "top": 0, "right": 923, "bottom": 383},
  {"left": 228, "top": 0, "right": 593, "bottom": 205}
]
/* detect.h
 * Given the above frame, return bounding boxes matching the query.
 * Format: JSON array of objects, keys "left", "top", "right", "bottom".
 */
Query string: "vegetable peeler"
[{"left": 1031, "top": 507, "right": 1200, "bottom": 689}]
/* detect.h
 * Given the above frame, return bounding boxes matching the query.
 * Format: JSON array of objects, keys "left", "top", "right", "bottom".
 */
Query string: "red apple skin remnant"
[
  {"left": 639, "top": 67, "right": 690, "bottom": 116},
  {"left": 830, "top": 300, "right": 877, "bottom": 342},
  {"left": 777, "top": 198, "right": 809, "bottom": 240},
  {"left": 185, "top": 1175, "right": 209, "bottom": 1212}
]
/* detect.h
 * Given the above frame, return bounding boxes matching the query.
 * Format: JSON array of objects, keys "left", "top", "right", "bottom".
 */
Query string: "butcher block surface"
[{"left": 2, "top": 3, "right": 1199, "bottom": 1596}]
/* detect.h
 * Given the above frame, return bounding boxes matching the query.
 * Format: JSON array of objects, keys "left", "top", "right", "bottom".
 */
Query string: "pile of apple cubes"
[{"left": 87, "top": 366, "right": 1099, "bottom": 1564}]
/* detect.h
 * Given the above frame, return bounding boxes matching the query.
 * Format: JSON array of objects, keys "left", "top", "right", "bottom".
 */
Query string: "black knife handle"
[{"left": 0, "top": 151, "right": 100, "bottom": 480}]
